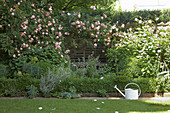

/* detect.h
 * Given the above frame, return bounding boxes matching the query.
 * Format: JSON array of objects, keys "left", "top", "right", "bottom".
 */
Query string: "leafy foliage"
[
  {"left": 72, "top": 54, "right": 102, "bottom": 78},
  {"left": 40, "top": 65, "right": 71, "bottom": 97},
  {"left": 60, "top": 86, "right": 80, "bottom": 99},
  {"left": 111, "top": 9, "right": 170, "bottom": 25},
  {"left": 96, "top": 89, "right": 109, "bottom": 97},
  {"left": 0, "top": 77, "right": 40, "bottom": 97},
  {"left": 0, "top": 64, "right": 9, "bottom": 78},
  {"left": 27, "top": 85, "right": 38, "bottom": 99},
  {"left": 51, "top": 0, "right": 117, "bottom": 11}
]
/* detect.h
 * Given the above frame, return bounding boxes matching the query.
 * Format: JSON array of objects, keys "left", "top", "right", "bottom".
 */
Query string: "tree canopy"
[{"left": 45, "top": 0, "right": 117, "bottom": 11}]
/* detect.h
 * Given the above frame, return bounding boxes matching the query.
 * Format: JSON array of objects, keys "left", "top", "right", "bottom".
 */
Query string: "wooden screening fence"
[{"left": 69, "top": 42, "right": 107, "bottom": 63}]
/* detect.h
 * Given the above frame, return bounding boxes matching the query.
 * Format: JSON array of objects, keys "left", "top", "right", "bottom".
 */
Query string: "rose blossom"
[
  {"left": 60, "top": 55, "right": 63, "bottom": 58},
  {"left": 58, "top": 26, "right": 63, "bottom": 30},
  {"left": 10, "top": 8, "right": 13, "bottom": 12},
  {"left": 78, "top": 13, "right": 81, "bottom": 18},
  {"left": 65, "top": 50, "right": 70, "bottom": 54},
  {"left": 59, "top": 32, "right": 62, "bottom": 36},
  {"left": 90, "top": 6, "right": 96, "bottom": 10},
  {"left": 51, "top": 27, "right": 54, "bottom": 31},
  {"left": 94, "top": 43, "right": 97, "bottom": 48},
  {"left": 13, "top": 54, "right": 16, "bottom": 58},
  {"left": 31, "top": 15, "right": 35, "bottom": 19}
]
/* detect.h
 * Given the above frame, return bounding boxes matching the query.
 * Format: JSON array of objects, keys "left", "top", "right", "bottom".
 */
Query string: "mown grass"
[{"left": 0, "top": 99, "right": 170, "bottom": 113}]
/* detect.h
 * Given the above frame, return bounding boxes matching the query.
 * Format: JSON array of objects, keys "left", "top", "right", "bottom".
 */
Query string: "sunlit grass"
[{"left": 0, "top": 99, "right": 170, "bottom": 113}]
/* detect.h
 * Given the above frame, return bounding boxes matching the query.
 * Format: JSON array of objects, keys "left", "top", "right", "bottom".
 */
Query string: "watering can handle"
[{"left": 125, "top": 83, "right": 141, "bottom": 97}]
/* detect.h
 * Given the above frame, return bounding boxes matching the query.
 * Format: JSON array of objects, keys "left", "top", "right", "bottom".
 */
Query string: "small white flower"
[
  {"left": 121, "top": 24, "right": 125, "bottom": 28},
  {"left": 139, "top": 20, "right": 142, "bottom": 24},
  {"left": 100, "top": 77, "right": 104, "bottom": 79},
  {"left": 94, "top": 43, "right": 97, "bottom": 48},
  {"left": 135, "top": 18, "right": 138, "bottom": 21},
  {"left": 101, "top": 102, "right": 104, "bottom": 104},
  {"left": 137, "top": 28, "right": 141, "bottom": 30},
  {"left": 111, "top": 25, "right": 116, "bottom": 29},
  {"left": 115, "top": 111, "right": 119, "bottom": 113},
  {"left": 38, "top": 107, "right": 43, "bottom": 110},
  {"left": 156, "top": 17, "right": 159, "bottom": 21},
  {"left": 148, "top": 20, "right": 152, "bottom": 23},
  {"left": 160, "top": 66, "right": 163, "bottom": 68},
  {"left": 96, "top": 108, "right": 100, "bottom": 110},
  {"left": 136, "top": 56, "right": 142, "bottom": 58},
  {"left": 157, "top": 50, "right": 161, "bottom": 53}
]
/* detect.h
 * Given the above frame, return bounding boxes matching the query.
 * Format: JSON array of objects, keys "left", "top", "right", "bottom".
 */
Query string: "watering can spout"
[{"left": 114, "top": 85, "right": 125, "bottom": 97}]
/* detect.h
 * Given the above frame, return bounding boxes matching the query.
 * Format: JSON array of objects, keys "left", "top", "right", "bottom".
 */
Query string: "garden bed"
[{"left": 78, "top": 92, "right": 165, "bottom": 97}]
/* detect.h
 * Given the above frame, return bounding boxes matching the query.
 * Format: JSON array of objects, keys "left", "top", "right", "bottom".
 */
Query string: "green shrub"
[
  {"left": 72, "top": 55, "right": 101, "bottom": 78},
  {"left": 60, "top": 92, "right": 72, "bottom": 99},
  {"left": 0, "top": 64, "right": 9, "bottom": 78},
  {"left": 40, "top": 68, "right": 58, "bottom": 97},
  {"left": 59, "top": 86, "right": 80, "bottom": 99},
  {"left": 56, "top": 77, "right": 127, "bottom": 93},
  {"left": 57, "top": 77, "right": 158, "bottom": 93},
  {"left": 156, "top": 70, "right": 170, "bottom": 94},
  {"left": 22, "top": 63, "right": 43, "bottom": 78},
  {"left": 22, "top": 61, "right": 54, "bottom": 78},
  {"left": 0, "top": 77, "right": 40, "bottom": 97},
  {"left": 27, "top": 85, "right": 38, "bottom": 99},
  {"left": 0, "top": 76, "right": 166, "bottom": 97},
  {"left": 132, "top": 78, "right": 157, "bottom": 93},
  {"left": 40, "top": 65, "right": 71, "bottom": 97},
  {"left": 96, "top": 89, "right": 109, "bottom": 97},
  {"left": 111, "top": 9, "right": 170, "bottom": 25},
  {"left": 35, "top": 62, "right": 54, "bottom": 74}
]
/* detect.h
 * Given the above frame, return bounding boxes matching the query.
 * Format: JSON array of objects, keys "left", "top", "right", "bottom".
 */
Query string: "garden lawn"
[{"left": 0, "top": 99, "right": 170, "bottom": 113}]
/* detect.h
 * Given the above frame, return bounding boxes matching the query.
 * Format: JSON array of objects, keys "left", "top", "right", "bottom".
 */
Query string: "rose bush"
[
  {"left": 0, "top": 0, "right": 117, "bottom": 77},
  {"left": 0, "top": 0, "right": 169, "bottom": 80}
]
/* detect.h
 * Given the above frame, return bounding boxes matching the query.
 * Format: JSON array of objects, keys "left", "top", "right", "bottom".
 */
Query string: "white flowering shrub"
[{"left": 128, "top": 18, "right": 170, "bottom": 77}]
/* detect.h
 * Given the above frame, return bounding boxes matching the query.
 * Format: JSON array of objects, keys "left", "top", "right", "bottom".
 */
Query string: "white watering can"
[{"left": 114, "top": 83, "right": 141, "bottom": 100}]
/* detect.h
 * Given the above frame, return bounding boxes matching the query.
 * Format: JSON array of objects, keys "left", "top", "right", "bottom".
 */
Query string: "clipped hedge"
[
  {"left": 0, "top": 77, "right": 166, "bottom": 97},
  {"left": 0, "top": 77, "right": 40, "bottom": 97},
  {"left": 110, "top": 9, "right": 170, "bottom": 25},
  {"left": 132, "top": 78, "right": 157, "bottom": 93},
  {"left": 56, "top": 77, "right": 157, "bottom": 93}
]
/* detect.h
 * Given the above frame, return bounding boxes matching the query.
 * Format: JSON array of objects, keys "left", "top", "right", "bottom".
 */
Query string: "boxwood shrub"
[
  {"left": 0, "top": 77, "right": 40, "bottom": 97},
  {"left": 55, "top": 77, "right": 157, "bottom": 93},
  {"left": 0, "top": 77, "right": 165, "bottom": 97}
]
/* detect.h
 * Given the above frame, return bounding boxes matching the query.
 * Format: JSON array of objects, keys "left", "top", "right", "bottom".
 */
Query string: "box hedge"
[{"left": 0, "top": 77, "right": 167, "bottom": 97}]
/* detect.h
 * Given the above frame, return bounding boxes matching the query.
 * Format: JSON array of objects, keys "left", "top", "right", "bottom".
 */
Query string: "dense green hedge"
[
  {"left": 0, "top": 77, "right": 40, "bottom": 97},
  {"left": 56, "top": 77, "right": 157, "bottom": 93},
  {"left": 110, "top": 9, "right": 170, "bottom": 25},
  {"left": 0, "top": 77, "right": 159, "bottom": 97}
]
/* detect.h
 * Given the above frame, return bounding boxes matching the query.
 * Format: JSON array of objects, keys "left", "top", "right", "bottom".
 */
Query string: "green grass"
[{"left": 0, "top": 99, "right": 170, "bottom": 113}]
